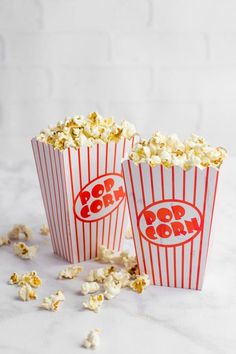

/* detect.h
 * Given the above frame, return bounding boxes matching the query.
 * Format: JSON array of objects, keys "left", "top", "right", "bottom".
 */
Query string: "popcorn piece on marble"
[
  {"left": 7, "top": 224, "right": 32, "bottom": 241},
  {"left": 81, "top": 282, "right": 100, "bottom": 296},
  {"left": 83, "top": 329, "right": 100, "bottom": 349},
  {"left": 40, "top": 224, "right": 50, "bottom": 236},
  {"left": 13, "top": 242, "right": 38, "bottom": 260},
  {"left": 103, "top": 276, "right": 121, "bottom": 300},
  {"left": 0, "top": 235, "right": 10, "bottom": 247},
  {"left": 129, "top": 274, "right": 150, "bottom": 294},
  {"left": 40, "top": 290, "right": 65, "bottom": 312},
  {"left": 18, "top": 283, "right": 37, "bottom": 301},
  {"left": 83, "top": 294, "right": 104, "bottom": 313},
  {"left": 58, "top": 265, "right": 83, "bottom": 279}
]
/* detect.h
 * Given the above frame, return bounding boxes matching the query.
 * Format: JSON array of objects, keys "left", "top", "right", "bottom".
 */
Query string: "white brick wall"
[{"left": 0, "top": 0, "right": 235, "bottom": 160}]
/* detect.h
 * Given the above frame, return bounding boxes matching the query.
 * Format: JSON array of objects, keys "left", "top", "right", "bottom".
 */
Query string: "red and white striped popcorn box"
[
  {"left": 31, "top": 137, "right": 136, "bottom": 263},
  {"left": 122, "top": 160, "right": 219, "bottom": 290}
]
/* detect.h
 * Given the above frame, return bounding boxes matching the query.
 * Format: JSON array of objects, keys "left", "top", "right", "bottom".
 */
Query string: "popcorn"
[
  {"left": 18, "top": 283, "right": 37, "bottom": 301},
  {"left": 111, "top": 270, "right": 130, "bottom": 288},
  {"left": 87, "top": 266, "right": 117, "bottom": 283},
  {"left": 37, "top": 112, "right": 137, "bottom": 150},
  {"left": 83, "top": 294, "right": 104, "bottom": 313},
  {"left": 13, "top": 242, "right": 38, "bottom": 260},
  {"left": 129, "top": 274, "right": 150, "bottom": 294},
  {"left": 7, "top": 224, "right": 32, "bottom": 241},
  {"left": 40, "top": 224, "right": 50, "bottom": 236},
  {"left": 96, "top": 245, "right": 115, "bottom": 263},
  {"left": 9, "top": 271, "right": 42, "bottom": 288},
  {"left": 58, "top": 265, "right": 83, "bottom": 279},
  {"left": 96, "top": 245, "right": 137, "bottom": 270},
  {"left": 40, "top": 290, "right": 65, "bottom": 312},
  {"left": 103, "top": 276, "right": 121, "bottom": 300},
  {"left": 0, "top": 235, "right": 10, "bottom": 247},
  {"left": 81, "top": 282, "right": 100, "bottom": 295},
  {"left": 83, "top": 329, "right": 100, "bottom": 349},
  {"left": 128, "top": 132, "right": 227, "bottom": 170}
]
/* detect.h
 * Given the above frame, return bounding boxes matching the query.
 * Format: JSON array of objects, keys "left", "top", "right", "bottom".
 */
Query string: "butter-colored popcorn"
[
  {"left": 87, "top": 266, "right": 117, "bottom": 283},
  {"left": 96, "top": 245, "right": 137, "bottom": 270},
  {"left": 83, "top": 294, "right": 104, "bottom": 313},
  {"left": 37, "top": 112, "right": 137, "bottom": 150},
  {"left": 129, "top": 274, "right": 150, "bottom": 294},
  {"left": 103, "top": 276, "right": 121, "bottom": 300},
  {"left": 13, "top": 242, "right": 38, "bottom": 260},
  {"left": 83, "top": 329, "right": 100, "bottom": 349},
  {"left": 58, "top": 265, "right": 83, "bottom": 279},
  {"left": 9, "top": 271, "right": 42, "bottom": 288},
  {"left": 128, "top": 131, "right": 227, "bottom": 170},
  {"left": 96, "top": 245, "right": 115, "bottom": 263},
  {"left": 18, "top": 283, "right": 37, "bottom": 301},
  {"left": 9, "top": 272, "right": 21, "bottom": 285},
  {"left": 111, "top": 270, "right": 130, "bottom": 288},
  {"left": 40, "top": 224, "right": 50, "bottom": 236},
  {"left": 7, "top": 224, "right": 32, "bottom": 241},
  {"left": 81, "top": 282, "right": 100, "bottom": 295},
  {"left": 40, "top": 290, "right": 65, "bottom": 312},
  {"left": 0, "top": 235, "right": 10, "bottom": 247}
]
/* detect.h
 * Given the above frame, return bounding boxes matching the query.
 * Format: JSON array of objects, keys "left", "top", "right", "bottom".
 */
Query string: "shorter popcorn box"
[
  {"left": 32, "top": 137, "right": 136, "bottom": 263},
  {"left": 122, "top": 160, "right": 219, "bottom": 290}
]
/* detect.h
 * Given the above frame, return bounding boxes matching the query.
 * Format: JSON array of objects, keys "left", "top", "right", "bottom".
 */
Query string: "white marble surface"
[{"left": 0, "top": 156, "right": 236, "bottom": 354}]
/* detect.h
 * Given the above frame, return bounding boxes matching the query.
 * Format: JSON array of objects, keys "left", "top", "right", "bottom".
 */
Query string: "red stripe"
[
  {"left": 196, "top": 168, "right": 209, "bottom": 290},
  {"left": 60, "top": 151, "right": 74, "bottom": 263},
  {"left": 165, "top": 248, "right": 170, "bottom": 286},
  {"left": 112, "top": 208, "right": 119, "bottom": 250},
  {"left": 160, "top": 165, "right": 165, "bottom": 200},
  {"left": 101, "top": 219, "right": 105, "bottom": 245},
  {"left": 105, "top": 143, "right": 108, "bottom": 174},
  {"left": 107, "top": 213, "right": 112, "bottom": 249},
  {"left": 122, "top": 138, "right": 126, "bottom": 158},
  {"left": 181, "top": 245, "right": 185, "bottom": 288},
  {"left": 127, "top": 160, "right": 147, "bottom": 273},
  {"left": 77, "top": 148, "right": 85, "bottom": 261},
  {"left": 48, "top": 146, "right": 67, "bottom": 260},
  {"left": 183, "top": 170, "right": 186, "bottom": 200},
  {"left": 68, "top": 148, "right": 80, "bottom": 262},
  {"left": 118, "top": 199, "right": 127, "bottom": 251},
  {"left": 113, "top": 142, "right": 117, "bottom": 172},
  {"left": 173, "top": 248, "right": 177, "bottom": 287},
  {"left": 32, "top": 141, "right": 58, "bottom": 255},
  {"left": 95, "top": 221, "right": 98, "bottom": 257},
  {"left": 131, "top": 136, "right": 135, "bottom": 148},
  {"left": 89, "top": 223, "right": 92, "bottom": 259},
  {"left": 97, "top": 144, "right": 99, "bottom": 177},
  {"left": 87, "top": 147, "right": 91, "bottom": 182},
  {"left": 87, "top": 147, "right": 92, "bottom": 259},
  {"left": 172, "top": 167, "right": 177, "bottom": 288},
  {"left": 149, "top": 166, "right": 162, "bottom": 286},
  {"left": 122, "top": 163, "right": 141, "bottom": 272},
  {"left": 189, "top": 167, "right": 198, "bottom": 289},
  {"left": 42, "top": 143, "right": 64, "bottom": 258},
  {"left": 148, "top": 244, "right": 155, "bottom": 284}
]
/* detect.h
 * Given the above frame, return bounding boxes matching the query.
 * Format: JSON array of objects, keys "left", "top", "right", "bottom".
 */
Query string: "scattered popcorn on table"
[
  {"left": 40, "top": 290, "right": 65, "bottom": 312},
  {"left": 81, "top": 282, "right": 100, "bottom": 296},
  {"left": 87, "top": 266, "right": 117, "bottom": 283},
  {"left": 40, "top": 224, "right": 50, "bottom": 236},
  {"left": 0, "top": 235, "right": 10, "bottom": 247},
  {"left": 124, "top": 225, "right": 133, "bottom": 239},
  {"left": 37, "top": 112, "right": 136, "bottom": 150},
  {"left": 9, "top": 271, "right": 42, "bottom": 288},
  {"left": 13, "top": 242, "right": 38, "bottom": 260},
  {"left": 96, "top": 245, "right": 137, "bottom": 270},
  {"left": 58, "top": 265, "right": 83, "bottom": 279},
  {"left": 7, "top": 224, "right": 32, "bottom": 241},
  {"left": 18, "top": 283, "right": 37, "bottom": 301},
  {"left": 128, "top": 132, "right": 227, "bottom": 170},
  {"left": 129, "top": 274, "right": 150, "bottom": 294},
  {"left": 83, "top": 329, "right": 100, "bottom": 349},
  {"left": 103, "top": 276, "right": 121, "bottom": 300},
  {"left": 83, "top": 294, "right": 104, "bottom": 313}
]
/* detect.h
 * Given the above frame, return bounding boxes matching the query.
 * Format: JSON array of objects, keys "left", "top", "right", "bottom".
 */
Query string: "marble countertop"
[{"left": 0, "top": 157, "right": 235, "bottom": 354}]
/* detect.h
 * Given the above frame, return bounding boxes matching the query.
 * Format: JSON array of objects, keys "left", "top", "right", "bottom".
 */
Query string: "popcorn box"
[
  {"left": 32, "top": 137, "right": 136, "bottom": 263},
  {"left": 122, "top": 160, "right": 219, "bottom": 290}
]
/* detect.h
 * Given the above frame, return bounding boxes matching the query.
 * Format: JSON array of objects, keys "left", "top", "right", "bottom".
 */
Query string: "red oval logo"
[
  {"left": 74, "top": 173, "right": 125, "bottom": 222},
  {"left": 138, "top": 200, "right": 203, "bottom": 247}
]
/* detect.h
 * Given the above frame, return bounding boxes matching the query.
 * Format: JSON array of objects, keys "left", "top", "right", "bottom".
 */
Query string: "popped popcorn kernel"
[
  {"left": 9, "top": 272, "right": 21, "bottom": 285},
  {"left": 87, "top": 266, "right": 117, "bottom": 283},
  {"left": 95, "top": 245, "right": 137, "bottom": 269},
  {"left": 96, "top": 245, "right": 115, "bottom": 264},
  {"left": 81, "top": 282, "right": 100, "bottom": 296},
  {"left": 128, "top": 131, "right": 227, "bottom": 170},
  {"left": 83, "top": 329, "right": 100, "bottom": 349},
  {"left": 111, "top": 270, "right": 130, "bottom": 288},
  {"left": 40, "top": 224, "right": 50, "bottom": 236},
  {"left": 58, "top": 265, "right": 83, "bottom": 279},
  {"left": 7, "top": 224, "right": 32, "bottom": 241},
  {"left": 13, "top": 242, "right": 38, "bottom": 260},
  {"left": 18, "top": 283, "right": 37, "bottom": 301},
  {"left": 103, "top": 275, "right": 121, "bottom": 300},
  {"left": 36, "top": 112, "right": 136, "bottom": 150},
  {"left": 0, "top": 235, "right": 10, "bottom": 247},
  {"left": 129, "top": 274, "right": 150, "bottom": 294},
  {"left": 40, "top": 290, "right": 65, "bottom": 312},
  {"left": 9, "top": 271, "right": 42, "bottom": 288},
  {"left": 83, "top": 293, "right": 104, "bottom": 313}
]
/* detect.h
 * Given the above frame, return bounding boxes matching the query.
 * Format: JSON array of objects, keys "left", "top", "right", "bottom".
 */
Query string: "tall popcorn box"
[
  {"left": 122, "top": 160, "right": 220, "bottom": 290},
  {"left": 31, "top": 137, "right": 136, "bottom": 263}
]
